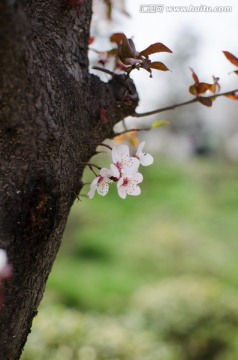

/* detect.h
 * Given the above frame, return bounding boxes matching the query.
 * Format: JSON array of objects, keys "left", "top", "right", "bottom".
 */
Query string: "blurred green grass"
[
  {"left": 45, "top": 157, "right": 238, "bottom": 312},
  {"left": 23, "top": 157, "right": 238, "bottom": 360}
]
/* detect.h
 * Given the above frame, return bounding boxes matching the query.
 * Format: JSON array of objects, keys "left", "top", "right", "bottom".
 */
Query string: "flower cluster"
[{"left": 88, "top": 142, "right": 153, "bottom": 199}]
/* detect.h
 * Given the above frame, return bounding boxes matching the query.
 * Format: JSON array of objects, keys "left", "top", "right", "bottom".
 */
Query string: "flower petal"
[
  {"left": 126, "top": 173, "right": 143, "bottom": 196},
  {"left": 97, "top": 182, "right": 109, "bottom": 196},
  {"left": 88, "top": 177, "right": 99, "bottom": 199},
  {"left": 121, "top": 157, "right": 140, "bottom": 175},
  {"left": 100, "top": 167, "right": 112, "bottom": 178},
  {"left": 88, "top": 189, "right": 95, "bottom": 199},
  {"left": 109, "top": 163, "right": 120, "bottom": 179},
  {"left": 133, "top": 172, "right": 143, "bottom": 183},
  {"left": 136, "top": 141, "right": 145, "bottom": 155},
  {"left": 127, "top": 183, "right": 141, "bottom": 196},
  {"left": 117, "top": 180, "right": 127, "bottom": 199},
  {"left": 136, "top": 141, "right": 154, "bottom": 166},
  {"left": 140, "top": 153, "right": 154, "bottom": 166},
  {"left": 112, "top": 144, "right": 130, "bottom": 163},
  {"left": 117, "top": 173, "right": 143, "bottom": 198}
]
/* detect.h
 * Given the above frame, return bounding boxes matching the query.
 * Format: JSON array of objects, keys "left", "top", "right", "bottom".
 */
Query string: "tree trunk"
[{"left": 0, "top": 1, "right": 138, "bottom": 359}]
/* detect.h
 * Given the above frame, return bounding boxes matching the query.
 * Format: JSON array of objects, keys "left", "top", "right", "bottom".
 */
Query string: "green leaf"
[{"left": 151, "top": 120, "right": 170, "bottom": 128}]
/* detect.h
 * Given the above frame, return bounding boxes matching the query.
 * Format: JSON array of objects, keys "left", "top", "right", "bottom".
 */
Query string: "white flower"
[
  {"left": 106, "top": 163, "right": 120, "bottom": 181},
  {"left": 88, "top": 165, "right": 120, "bottom": 199},
  {"left": 117, "top": 173, "right": 143, "bottom": 199},
  {"left": 112, "top": 144, "right": 140, "bottom": 175},
  {"left": 88, "top": 173, "right": 110, "bottom": 199},
  {"left": 135, "top": 141, "right": 154, "bottom": 166},
  {"left": 88, "top": 142, "right": 153, "bottom": 200}
]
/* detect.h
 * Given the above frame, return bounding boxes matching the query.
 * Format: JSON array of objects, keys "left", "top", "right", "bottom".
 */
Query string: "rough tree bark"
[{"left": 0, "top": 1, "right": 139, "bottom": 359}]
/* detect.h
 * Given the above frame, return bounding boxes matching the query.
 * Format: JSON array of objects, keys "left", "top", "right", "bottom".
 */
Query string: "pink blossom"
[
  {"left": 88, "top": 165, "right": 120, "bottom": 199},
  {"left": 88, "top": 142, "right": 153, "bottom": 199},
  {"left": 134, "top": 141, "right": 154, "bottom": 166},
  {"left": 112, "top": 144, "right": 140, "bottom": 175},
  {"left": 117, "top": 173, "right": 143, "bottom": 199}
]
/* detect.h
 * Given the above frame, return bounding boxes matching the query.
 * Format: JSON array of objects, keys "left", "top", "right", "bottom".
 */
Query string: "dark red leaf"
[
  {"left": 110, "top": 33, "right": 125, "bottom": 45},
  {"left": 118, "top": 35, "right": 138, "bottom": 64},
  {"left": 189, "top": 68, "right": 199, "bottom": 84},
  {"left": 150, "top": 61, "right": 170, "bottom": 71},
  {"left": 224, "top": 94, "right": 238, "bottom": 100},
  {"left": 128, "top": 39, "right": 138, "bottom": 58},
  {"left": 139, "top": 42, "right": 172, "bottom": 57},
  {"left": 196, "top": 82, "right": 213, "bottom": 94},
  {"left": 197, "top": 97, "right": 213, "bottom": 107},
  {"left": 189, "top": 82, "right": 214, "bottom": 96},
  {"left": 223, "top": 51, "right": 238, "bottom": 67},
  {"left": 189, "top": 84, "right": 198, "bottom": 96}
]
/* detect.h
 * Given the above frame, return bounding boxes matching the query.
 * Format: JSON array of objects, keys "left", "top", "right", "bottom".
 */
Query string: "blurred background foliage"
[{"left": 22, "top": 157, "right": 238, "bottom": 360}]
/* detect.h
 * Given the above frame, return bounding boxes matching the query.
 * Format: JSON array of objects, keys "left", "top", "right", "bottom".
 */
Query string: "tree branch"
[{"left": 132, "top": 89, "right": 238, "bottom": 118}]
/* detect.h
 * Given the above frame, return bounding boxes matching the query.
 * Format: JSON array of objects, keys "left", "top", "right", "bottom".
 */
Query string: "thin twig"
[
  {"left": 115, "top": 127, "right": 151, "bottom": 136},
  {"left": 80, "top": 162, "right": 101, "bottom": 171},
  {"left": 97, "top": 143, "right": 113, "bottom": 150},
  {"left": 88, "top": 164, "right": 101, "bottom": 170},
  {"left": 81, "top": 182, "right": 92, "bottom": 187},
  {"left": 132, "top": 89, "right": 238, "bottom": 118},
  {"left": 92, "top": 66, "right": 115, "bottom": 76},
  {"left": 88, "top": 165, "right": 98, "bottom": 177}
]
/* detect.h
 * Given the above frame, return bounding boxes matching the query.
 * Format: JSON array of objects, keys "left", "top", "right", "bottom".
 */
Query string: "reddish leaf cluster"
[
  {"left": 88, "top": 33, "right": 172, "bottom": 77},
  {"left": 189, "top": 68, "right": 220, "bottom": 107},
  {"left": 110, "top": 33, "right": 172, "bottom": 77}
]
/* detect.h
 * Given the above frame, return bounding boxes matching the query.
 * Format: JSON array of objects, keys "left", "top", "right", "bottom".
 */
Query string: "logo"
[{"left": 139, "top": 4, "right": 164, "bottom": 13}]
